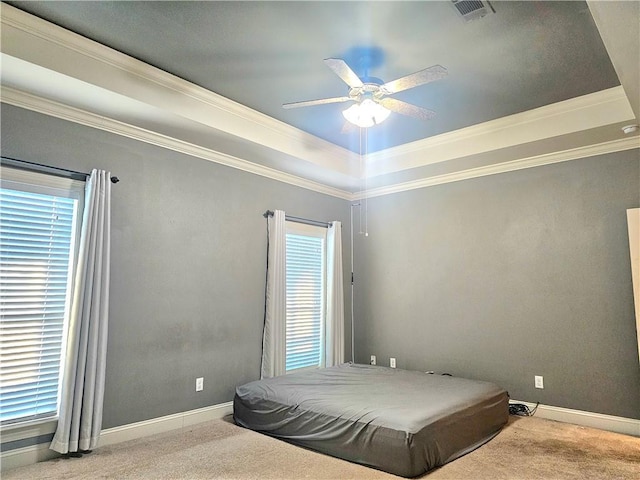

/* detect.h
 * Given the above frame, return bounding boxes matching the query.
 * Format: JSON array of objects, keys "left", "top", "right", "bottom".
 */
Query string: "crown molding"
[
  {"left": 376, "top": 86, "right": 627, "bottom": 159},
  {"left": 365, "top": 86, "right": 635, "bottom": 178},
  {"left": 2, "top": 3, "right": 637, "bottom": 203},
  {"left": 4, "top": 85, "right": 637, "bottom": 203},
  {"left": 1, "top": 87, "right": 353, "bottom": 201},
  {"left": 8, "top": 2, "right": 632, "bottom": 183},
  {"left": 0, "top": 3, "right": 359, "bottom": 177},
  {"left": 359, "top": 136, "right": 640, "bottom": 199}
]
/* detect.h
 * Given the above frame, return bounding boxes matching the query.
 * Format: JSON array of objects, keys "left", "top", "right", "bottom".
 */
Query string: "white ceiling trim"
[
  {"left": 1, "top": 3, "right": 637, "bottom": 203},
  {"left": 1, "top": 86, "right": 353, "bottom": 201},
  {"left": 2, "top": 3, "right": 634, "bottom": 181},
  {"left": 3, "top": 84, "right": 637, "bottom": 203},
  {"left": 365, "top": 86, "right": 634, "bottom": 177},
  {"left": 360, "top": 136, "right": 640, "bottom": 199},
  {"left": 0, "top": 3, "right": 360, "bottom": 177}
]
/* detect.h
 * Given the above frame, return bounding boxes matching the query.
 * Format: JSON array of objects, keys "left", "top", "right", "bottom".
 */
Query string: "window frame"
[
  {"left": 0, "top": 166, "right": 84, "bottom": 435},
  {"left": 284, "top": 221, "right": 328, "bottom": 374}
]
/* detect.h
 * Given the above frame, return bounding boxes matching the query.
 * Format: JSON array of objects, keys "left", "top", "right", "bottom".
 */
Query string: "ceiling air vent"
[{"left": 451, "top": 0, "right": 495, "bottom": 22}]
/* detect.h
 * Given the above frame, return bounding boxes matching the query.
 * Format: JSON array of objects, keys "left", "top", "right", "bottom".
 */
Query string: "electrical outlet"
[
  {"left": 534, "top": 375, "right": 544, "bottom": 389},
  {"left": 370, "top": 355, "right": 376, "bottom": 366},
  {"left": 196, "top": 377, "right": 204, "bottom": 392},
  {"left": 390, "top": 357, "right": 396, "bottom": 368}
]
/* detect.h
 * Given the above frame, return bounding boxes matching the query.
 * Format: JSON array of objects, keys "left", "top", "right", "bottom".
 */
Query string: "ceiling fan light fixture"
[{"left": 343, "top": 99, "right": 391, "bottom": 128}]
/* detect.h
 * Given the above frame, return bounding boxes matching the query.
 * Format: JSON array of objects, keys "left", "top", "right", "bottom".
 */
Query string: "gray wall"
[
  {"left": 354, "top": 149, "right": 640, "bottom": 419},
  {"left": 2, "top": 103, "right": 639, "bottom": 453},
  {"left": 1, "top": 105, "right": 352, "bottom": 430}
]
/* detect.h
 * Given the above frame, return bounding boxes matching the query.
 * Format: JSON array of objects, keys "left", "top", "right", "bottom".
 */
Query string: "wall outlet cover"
[
  {"left": 196, "top": 377, "right": 204, "bottom": 392},
  {"left": 390, "top": 357, "right": 396, "bottom": 368},
  {"left": 535, "top": 375, "right": 544, "bottom": 389},
  {"left": 370, "top": 355, "right": 376, "bottom": 366}
]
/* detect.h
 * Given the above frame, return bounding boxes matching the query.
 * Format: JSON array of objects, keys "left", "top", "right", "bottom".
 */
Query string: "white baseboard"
[
  {"left": 511, "top": 400, "right": 640, "bottom": 437},
  {"left": 99, "top": 401, "right": 234, "bottom": 446},
  {"left": 3, "top": 400, "right": 637, "bottom": 472},
  {"left": 0, "top": 442, "right": 60, "bottom": 473},
  {"left": 1, "top": 401, "right": 234, "bottom": 472}
]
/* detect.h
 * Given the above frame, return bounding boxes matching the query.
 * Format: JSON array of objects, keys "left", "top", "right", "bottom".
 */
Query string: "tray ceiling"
[{"left": 1, "top": 1, "right": 638, "bottom": 197}]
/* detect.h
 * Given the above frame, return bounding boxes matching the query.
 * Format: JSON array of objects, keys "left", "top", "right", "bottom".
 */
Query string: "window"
[
  {"left": 0, "top": 167, "right": 83, "bottom": 426},
  {"left": 285, "top": 222, "right": 327, "bottom": 373}
]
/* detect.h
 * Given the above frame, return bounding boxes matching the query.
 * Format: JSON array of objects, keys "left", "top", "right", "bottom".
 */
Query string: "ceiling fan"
[{"left": 283, "top": 58, "right": 448, "bottom": 128}]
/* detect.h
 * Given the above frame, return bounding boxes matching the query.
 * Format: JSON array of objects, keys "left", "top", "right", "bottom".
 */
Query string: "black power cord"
[{"left": 509, "top": 402, "right": 539, "bottom": 416}]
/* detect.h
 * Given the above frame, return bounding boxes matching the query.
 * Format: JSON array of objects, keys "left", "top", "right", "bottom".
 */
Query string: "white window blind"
[
  {"left": 0, "top": 170, "right": 81, "bottom": 425},
  {"left": 285, "top": 224, "right": 326, "bottom": 372}
]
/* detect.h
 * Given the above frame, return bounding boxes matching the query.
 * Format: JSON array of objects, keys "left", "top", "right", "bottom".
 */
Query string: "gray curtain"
[
  {"left": 261, "top": 210, "right": 286, "bottom": 378},
  {"left": 50, "top": 169, "right": 111, "bottom": 454},
  {"left": 325, "top": 221, "right": 344, "bottom": 366}
]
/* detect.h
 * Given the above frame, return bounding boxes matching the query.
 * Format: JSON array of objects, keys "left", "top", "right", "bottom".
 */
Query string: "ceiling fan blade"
[
  {"left": 382, "top": 65, "right": 448, "bottom": 94},
  {"left": 324, "top": 58, "right": 364, "bottom": 88},
  {"left": 283, "top": 96, "right": 353, "bottom": 109},
  {"left": 379, "top": 98, "right": 436, "bottom": 121}
]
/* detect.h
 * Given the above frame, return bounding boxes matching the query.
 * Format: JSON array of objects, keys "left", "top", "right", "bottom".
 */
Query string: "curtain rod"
[
  {"left": 263, "top": 210, "right": 331, "bottom": 229},
  {"left": 1, "top": 157, "right": 120, "bottom": 184}
]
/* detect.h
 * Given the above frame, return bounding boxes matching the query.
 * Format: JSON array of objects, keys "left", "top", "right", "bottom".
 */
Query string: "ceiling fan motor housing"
[{"left": 349, "top": 82, "right": 386, "bottom": 103}]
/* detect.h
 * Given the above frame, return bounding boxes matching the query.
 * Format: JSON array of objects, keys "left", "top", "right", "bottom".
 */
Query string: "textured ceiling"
[{"left": 6, "top": 1, "right": 620, "bottom": 154}]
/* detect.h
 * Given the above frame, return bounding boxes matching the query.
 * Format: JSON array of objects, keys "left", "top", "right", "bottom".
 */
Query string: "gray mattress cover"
[{"left": 234, "top": 363, "right": 508, "bottom": 477}]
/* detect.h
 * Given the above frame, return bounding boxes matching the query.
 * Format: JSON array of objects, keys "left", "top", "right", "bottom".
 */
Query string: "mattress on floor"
[{"left": 233, "top": 363, "right": 509, "bottom": 477}]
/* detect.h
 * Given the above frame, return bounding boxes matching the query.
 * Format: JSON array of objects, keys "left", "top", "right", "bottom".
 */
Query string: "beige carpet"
[{"left": 4, "top": 415, "right": 639, "bottom": 479}]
